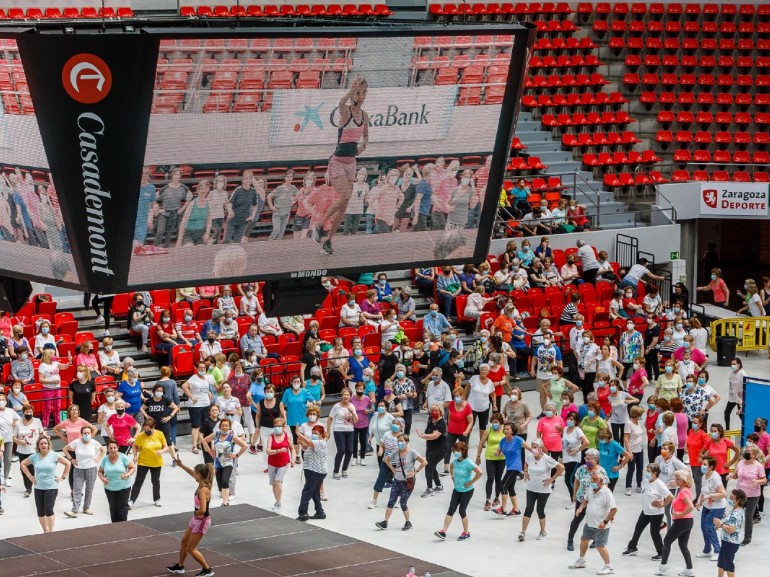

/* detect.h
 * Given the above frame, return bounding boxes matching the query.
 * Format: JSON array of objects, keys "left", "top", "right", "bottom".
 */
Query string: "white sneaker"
[
  {"left": 565, "top": 501, "right": 575, "bottom": 510},
  {"left": 154, "top": 500, "right": 162, "bottom": 507},
  {"left": 625, "top": 487, "right": 632, "bottom": 496},
  {"left": 570, "top": 558, "right": 587, "bottom": 569},
  {"left": 271, "top": 502, "right": 281, "bottom": 512},
  {"left": 96, "top": 315, "right": 104, "bottom": 324},
  {"left": 678, "top": 570, "right": 694, "bottom": 577},
  {"left": 359, "top": 458, "right": 366, "bottom": 466},
  {"left": 102, "top": 329, "right": 110, "bottom": 337},
  {"left": 597, "top": 566, "right": 614, "bottom": 575},
  {"left": 367, "top": 500, "right": 376, "bottom": 509},
  {"left": 350, "top": 458, "right": 356, "bottom": 467},
  {"left": 128, "top": 500, "right": 133, "bottom": 509},
  {"left": 655, "top": 565, "right": 670, "bottom": 575},
  {"left": 537, "top": 531, "right": 547, "bottom": 540},
  {"left": 4, "top": 479, "right": 11, "bottom": 488},
  {"left": 696, "top": 553, "right": 712, "bottom": 558},
  {"left": 710, "top": 554, "right": 718, "bottom": 562}
]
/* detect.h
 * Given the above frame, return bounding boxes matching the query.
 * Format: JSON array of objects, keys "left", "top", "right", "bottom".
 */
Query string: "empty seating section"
[
  {"left": 0, "top": 6, "right": 134, "bottom": 19},
  {"left": 592, "top": 2, "right": 770, "bottom": 182},
  {"left": 178, "top": 4, "right": 392, "bottom": 18},
  {"left": 0, "top": 40, "right": 33, "bottom": 115},
  {"left": 154, "top": 37, "right": 357, "bottom": 113}
]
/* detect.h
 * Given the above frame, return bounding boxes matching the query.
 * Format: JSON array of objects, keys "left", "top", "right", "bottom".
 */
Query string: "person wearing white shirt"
[
  {"left": 423, "top": 368, "right": 452, "bottom": 410},
  {"left": 570, "top": 471, "right": 617, "bottom": 574},
  {"left": 464, "top": 365, "right": 496, "bottom": 446},
  {"left": 620, "top": 258, "right": 665, "bottom": 297},
  {"left": 63, "top": 431, "right": 106, "bottom": 516},
  {"left": 520, "top": 439, "right": 564, "bottom": 541},
  {"left": 622, "top": 462, "right": 673, "bottom": 557},
  {"left": 199, "top": 330, "right": 223, "bottom": 360},
  {"left": 0, "top": 394, "right": 20, "bottom": 485},
  {"left": 339, "top": 297, "right": 362, "bottom": 328}
]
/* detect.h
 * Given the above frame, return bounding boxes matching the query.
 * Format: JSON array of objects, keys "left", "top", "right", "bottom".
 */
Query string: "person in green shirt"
[{"left": 580, "top": 401, "right": 608, "bottom": 449}]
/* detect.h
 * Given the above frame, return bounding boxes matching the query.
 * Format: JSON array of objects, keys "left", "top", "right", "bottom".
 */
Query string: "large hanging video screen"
[
  {"left": 0, "top": 40, "right": 78, "bottom": 287},
  {"left": 127, "top": 27, "right": 529, "bottom": 288}
]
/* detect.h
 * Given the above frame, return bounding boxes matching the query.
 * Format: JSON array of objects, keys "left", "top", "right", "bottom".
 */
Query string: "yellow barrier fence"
[
  {"left": 709, "top": 316, "right": 770, "bottom": 352},
  {"left": 725, "top": 429, "right": 743, "bottom": 473}
]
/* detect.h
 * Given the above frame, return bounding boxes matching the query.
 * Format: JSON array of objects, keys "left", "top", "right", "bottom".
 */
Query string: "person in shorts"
[{"left": 570, "top": 471, "right": 618, "bottom": 575}]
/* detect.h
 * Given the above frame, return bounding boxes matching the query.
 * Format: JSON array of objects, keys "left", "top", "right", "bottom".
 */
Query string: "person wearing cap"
[
  {"left": 620, "top": 258, "right": 665, "bottom": 297},
  {"left": 200, "top": 309, "right": 224, "bottom": 342},
  {"left": 396, "top": 287, "right": 416, "bottom": 322},
  {"left": 424, "top": 303, "right": 451, "bottom": 340}
]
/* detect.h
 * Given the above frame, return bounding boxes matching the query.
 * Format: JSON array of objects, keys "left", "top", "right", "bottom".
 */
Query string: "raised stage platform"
[{"left": 0, "top": 504, "right": 466, "bottom": 577}]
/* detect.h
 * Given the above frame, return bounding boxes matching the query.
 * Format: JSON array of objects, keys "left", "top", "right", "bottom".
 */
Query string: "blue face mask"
[
  {"left": 648, "top": 404, "right": 656, "bottom": 410},
  {"left": 576, "top": 321, "right": 583, "bottom": 328},
  {"left": 390, "top": 424, "right": 399, "bottom": 433},
  {"left": 311, "top": 434, "right": 319, "bottom": 441},
  {"left": 599, "top": 439, "right": 608, "bottom": 445},
  {"left": 700, "top": 464, "right": 708, "bottom": 474},
  {"left": 727, "top": 498, "right": 735, "bottom": 508},
  {"left": 453, "top": 451, "right": 462, "bottom": 460},
  {"left": 273, "top": 427, "right": 283, "bottom": 435},
  {"left": 396, "top": 371, "right": 405, "bottom": 379},
  {"left": 397, "top": 441, "right": 406, "bottom": 450},
  {"left": 711, "top": 432, "right": 719, "bottom": 440},
  {"left": 711, "top": 274, "right": 717, "bottom": 281},
  {"left": 590, "top": 482, "right": 599, "bottom": 490},
  {"left": 686, "top": 382, "right": 694, "bottom": 389},
  {"left": 587, "top": 410, "right": 596, "bottom": 418},
  {"left": 545, "top": 410, "right": 554, "bottom": 418},
  {"left": 698, "top": 378, "right": 706, "bottom": 385},
  {"left": 377, "top": 406, "right": 386, "bottom": 414},
  {"left": 692, "top": 423, "right": 699, "bottom": 431},
  {"left": 491, "top": 423, "right": 501, "bottom": 431},
  {"left": 665, "top": 366, "right": 673, "bottom": 374},
  {"left": 644, "top": 472, "right": 652, "bottom": 481}
]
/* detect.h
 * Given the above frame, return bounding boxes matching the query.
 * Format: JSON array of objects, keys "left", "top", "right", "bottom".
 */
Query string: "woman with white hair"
[
  {"left": 390, "top": 364, "right": 417, "bottom": 435},
  {"left": 567, "top": 449, "right": 608, "bottom": 551}
]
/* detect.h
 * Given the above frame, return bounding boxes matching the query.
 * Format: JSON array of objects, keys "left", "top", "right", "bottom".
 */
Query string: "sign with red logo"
[
  {"left": 61, "top": 53, "right": 112, "bottom": 104},
  {"left": 698, "top": 183, "right": 770, "bottom": 217}
]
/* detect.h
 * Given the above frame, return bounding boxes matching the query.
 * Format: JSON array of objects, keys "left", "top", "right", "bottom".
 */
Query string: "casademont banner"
[{"left": 17, "top": 32, "right": 157, "bottom": 292}]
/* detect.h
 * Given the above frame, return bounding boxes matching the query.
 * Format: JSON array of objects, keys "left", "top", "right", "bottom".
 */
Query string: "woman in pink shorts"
[
  {"left": 313, "top": 75, "right": 370, "bottom": 255},
  {"left": 166, "top": 459, "right": 215, "bottom": 576}
]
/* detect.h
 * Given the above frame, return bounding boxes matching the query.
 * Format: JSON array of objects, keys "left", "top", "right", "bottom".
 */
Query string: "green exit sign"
[{"left": 670, "top": 251, "right": 680, "bottom": 260}]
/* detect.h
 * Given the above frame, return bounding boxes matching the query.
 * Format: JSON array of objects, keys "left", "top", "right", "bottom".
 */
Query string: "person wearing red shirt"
[
  {"left": 645, "top": 395, "right": 662, "bottom": 464},
  {"left": 699, "top": 423, "right": 739, "bottom": 487},
  {"left": 443, "top": 388, "right": 473, "bottom": 475},
  {"left": 488, "top": 353, "right": 508, "bottom": 412},
  {"left": 595, "top": 373, "right": 612, "bottom": 416},
  {"left": 491, "top": 307, "right": 515, "bottom": 344}
]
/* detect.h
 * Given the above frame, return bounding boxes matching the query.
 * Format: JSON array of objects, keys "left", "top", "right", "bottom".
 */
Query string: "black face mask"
[
  {"left": 207, "top": 337, "right": 216, "bottom": 343},
  {"left": 743, "top": 451, "right": 752, "bottom": 460},
  {"left": 755, "top": 425, "right": 763, "bottom": 433},
  {"left": 116, "top": 409, "right": 125, "bottom": 416},
  {"left": 24, "top": 414, "right": 33, "bottom": 420},
  {"left": 135, "top": 301, "right": 144, "bottom": 307}
]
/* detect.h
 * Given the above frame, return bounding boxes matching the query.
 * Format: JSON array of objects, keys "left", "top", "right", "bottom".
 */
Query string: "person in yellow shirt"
[{"left": 128, "top": 417, "right": 176, "bottom": 508}]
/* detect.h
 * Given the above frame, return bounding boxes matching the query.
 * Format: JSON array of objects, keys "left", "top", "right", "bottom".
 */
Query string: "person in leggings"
[
  {"left": 416, "top": 404, "right": 447, "bottom": 497},
  {"left": 203, "top": 417, "right": 247, "bottom": 507},
  {"left": 493, "top": 422, "right": 531, "bottom": 516},
  {"left": 562, "top": 412, "right": 589, "bottom": 501},
  {"left": 477, "top": 412, "right": 506, "bottom": 511},
  {"left": 327, "top": 387, "right": 358, "bottom": 479},
  {"left": 731, "top": 444, "right": 767, "bottom": 545},
  {"left": 98, "top": 439, "right": 136, "bottom": 522},
  {"left": 21, "top": 436, "right": 71, "bottom": 533},
  {"left": 567, "top": 450, "right": 608, "bottom": 551},
  {"left": 655, "top": 469, "right": 695, "bottom": 576},
  {"left": 369, "top": 417, "right": 401, "bottom": 509},
  {"left": 443, "top": 388, "right": 473, "bottom": 474},
  {"left": 622, "top": 463, "right": 672, "bottom": 558},
  {"left": 434, "top": 442, "right": 482, "bottom": 541},
  {"left": 519, "top": 439, "right": 563, "bottom": 541}
]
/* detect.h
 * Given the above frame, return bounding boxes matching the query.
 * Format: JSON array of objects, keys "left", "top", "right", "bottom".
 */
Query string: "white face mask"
[{"left": 461, "top": 177, "right": 471, "bottom": 186}]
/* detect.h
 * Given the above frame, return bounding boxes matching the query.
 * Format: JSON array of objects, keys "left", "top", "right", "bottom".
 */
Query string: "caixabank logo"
[{"left": 62, "top": 53, "right": 112, "bottom": 104}]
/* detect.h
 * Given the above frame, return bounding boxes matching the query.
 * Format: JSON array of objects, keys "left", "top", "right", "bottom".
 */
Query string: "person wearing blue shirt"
[
  {"left": 117, "top": 368, "right": 145, "bottom": 422},
  {"left": 200, "top": 310, "right": 223, "bottom": 340},
  {"left": 517, "top": 240, "right": 535, "bottom": 267},
  {"left": 494, "top": 422, "right": 530, "bottom": 516},
  {"left": 246, "top": 371, "right": 267, "bottom": 454},
  {"left": 435, "top": 441, "right": 483, "bottom": 541},
  {"left": 281, "top": 376, "right": 311, "bottom": 460},
  {"left": 597, "top": 427, "right": 631, "bottom": 492},
  {"left": 424, "top": 304, "right": 451, "bottom": 339},
  {"left": 412, "top": 169, "right": 434, "bottom": 232},
  {"left": 348, "top": 344, "right": 372, "bottom": 384},
  {"left": 98, "top": 439, "right": 136, "bottom": 522},
  {"left": 21, "top": 437, "right": 71, "bottom": 533},
  {"left": 578, "top": 394, "right": 607, "bottom": 422},
  {"left": 304, "top": 368, "right": 325, "bottom": 403},
  {"left": 374, "top": 273, "right": 393, "bottom": 302}
]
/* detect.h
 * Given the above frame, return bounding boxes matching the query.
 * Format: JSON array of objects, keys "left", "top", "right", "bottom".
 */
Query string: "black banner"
[{"left": 17, "top": 32, "right": 157, "bottom": 292}]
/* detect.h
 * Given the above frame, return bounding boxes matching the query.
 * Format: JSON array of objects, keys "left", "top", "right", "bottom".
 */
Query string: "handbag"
[{"left": 398, "top": 452, "right": 416, "bottom": 492}]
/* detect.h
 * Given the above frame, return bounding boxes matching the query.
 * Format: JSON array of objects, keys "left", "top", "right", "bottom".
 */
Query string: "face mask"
[
  {"left": 390, "top": 424, "right": 400, "bottom": 433},
  {"left": 379, "top": 279, "right": 386, "bottom": 286},
  {"left": 587, "top": 410, "right": 596, "bottom": 418},
  {"left": 510, "top": 394, "right": 519, "bottom": 402},
  {"left": 544, "top": 410, "right": 554, "bottom": 418},
  {"left": 583, "top": 336, "right": 590, "bottom": 344},
  {"left": 673, "top": 308, "right": 680, "bottom": 314},
  {"left": 567, "top": 420, "right": 575, "bottom": 427},
  {"left": 675, "top": 324, "right": 683, "bottom": 330},
  {"left": 12, "top": 387, "right": 21, "bottom": 394},
  {"left": 686, "top": 382, "right": 694, "bottom": 389},
  {"left": 711, "top": 432, "right": 719, "bottom": 440},
  {"left": 454, "top": 396, "right": 462, "bottom": 403},
  {"left": 627, "top": 324, "right": 635, "bottom": 330},
  {"left": 648, "top": 404, "right": 656, "bottom": 410},
  {"left": 730, "top": 365, "right": 738, "bottom": 372},
  {"left": 136, "top": 300, "right": 143, "bottom": 306},
  {"left": 743, "top": 451, "right": 752, "bottom": 460},
  {"left": 161, "top": 317, "right": 171, "bottom": 324},
  {"left": 311, "top": 434, "right": 319, "bottom": 441},
  {"left": 633, "top": 363, "right": 640, "bottom": 370},
  {"left": 396, "top": 371, "right": 405, "bottom": 379},
  {"left": 145, "top": 429, "right": 153, "bottom": 436},
  {"left": 755, "top": 425, "right": 764, "bottom": 433},
  {"left": 384, "top": 389, "right": 393, "bottom": 396},
  {"left": 246, "top": 291, "right": 254, "bottom": 298},
  {"left": 599, "top": 438, "right": 608, "bottom": 445},
  {"left": 116, "top": 409, "right": 125, "bottom": 415},
  {"left": 461, "top": 177, "right": 471, "bottom": 186},
  {"left": 198, "top": 370, "right": 206, "bottom": 377},
  {"left": 431, "top": 311, "right": 438, "bottom": 318},
  {"left": 452, "top": 451, "right": 461, "bottom": 460},
  {"left": 41, "top": 327, "right": 49, "bottom": 335},
  {"left": 692, "top": 423, "right": 699, "bottom": 431},
  {"left": 154, "top": 391, "right": 163, "bottom": 399},
  {"left": 576, "top": 321, "right": 583, "bottom": 328},
  {"left": 711, "top": 274, "right": 717, "bottom": 281},
  {"left": 661, "top": 451, "right": 670, "bottom": 459},
  {"left": 727, "top": 498, "right": 734, "bottom": 508},
  {"left": 610, "top": 386, "right": 617, "bottom": 394},
  {"left": 265, "top": 392, "right": 275, "bottom": 400},
  {"left": 683, "top": 342, "right": 690, "bottom": 349},
  {"left": 82, "top": 434, "right": 91, "bottom": 442},
  {"left": 207, "top": 337, "right": 216, "bottom": 343},
  {"left": 480, "top": 337, "right": 488, "bottom": 344},
  {"left": 105, "top": 345, "right": 113, "bottom": 352},
  {"left": 76, "top": 371, "right": 85, "bottom": 380},
  {"left": 543, "top": 339, "right": 552, "bottom": 348},
  {"left": 644, "top": 472, "right": 652, "bottom": 481},
  {"left": 522, "top": 247, "right": 529, "bottom": 252},
  {"left": 377, "top": 407, "right": 386, "bottom": 414},
  {"left": 292, "top": 383, "right": 301, "bottom": 390},
  {"left": 0, "top": 400, "right": 7, "bottom": 409},
  {"left": 698, "top": 378, "right": 706, "bottom": 385},
  {"left": 596, "top": 381, "right": 605, "bottom": 387},
  {"left": 21, "top": 353, "right": 28, "bottom": 360},
  {"left": 225, "top": 318, "right": 233, "bottom": 325},
  {"left": 24, "top": 413, "right": 33, "bottom": 420},
  {"left": 184, "top": 315, "right": 193, "bottom": 322},
  {"left": 397, "top": 441, "right": 406, "bottom": 450},
  {"left": 663, "top": 335, "right": 671, "bottom": 342},
  {"left": 274, "top": 427, "right": 283, "bottom": 435},
  {"left": 552, "top": 374, "right": 559, "bottom": 381},
  {"left": 665, "top": 366, "right": 673, "bottom": 374}
]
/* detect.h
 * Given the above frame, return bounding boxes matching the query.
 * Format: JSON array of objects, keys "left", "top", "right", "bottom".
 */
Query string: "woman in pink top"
[
  {"left": 731, "top": 445, "right": 767, "bottom": 544},
  {"left": 536, "top": 401, "right": 565, "bottom": 458},
  {"left": 75, "top": 341, "right": 99, "bottom": 373},
  {"left": 314, "top": 75, "right": 369, "bottom": 255},
  {"left": 696, "top": 268, "right": 730, "bottom": 308},
  {"left": 670, "top": 398, "right": 689, "bottom": 461},
  {"left": 626, "top": 356, "right": 649, "bottom": 402},
  {"left": 373, "top": 169, "right": 403, "bottom": 233},
  {"left": 559, "top": 390, "right": 578, "bottom": 422},
  {"left": 52, "top": 404, "right": 98, "bottom": 489},
  {"left": 658, "top": 470, "right": 695, "bottom": 575}
]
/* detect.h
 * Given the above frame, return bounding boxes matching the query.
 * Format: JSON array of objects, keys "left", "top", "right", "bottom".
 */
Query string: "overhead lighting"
[{"left": 64, "top": 26, "right": 75, "bottom": 34}]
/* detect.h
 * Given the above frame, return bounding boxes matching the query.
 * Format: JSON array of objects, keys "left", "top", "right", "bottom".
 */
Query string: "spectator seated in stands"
[
  {"left": 620, "top": 258, "right": 665, "bottom": 297},
  {"left": 348, "top": 341, "right": 372, "bottom": 384},
  {"left": 98, "top": 337, "right": 121, "bottom": 378},
  {"left": 458, "top": 264, "right": 477, "bottom": 295},
  {"left": 475, "top": 262, "right": 495, "bottom": 293},
  {"left": 220, "top": 310, "right": 241, "bottom": 340},
  {"left": 176, "top": 309, "right": 202, "bottom": 346},
  {"left": 543, "top": 256, "right": 563, "bottom": 288},
  {"left": 642, "top": 286, "right": 662, "bottom": 317},
  {"left": 671, "top": 283, "right": 690, "bottom": 313},
  {"left": 239, "top": 287, "right": 263, "bottom": 320},
  {"left": 155, "top": 309, "right": 180, "bottom": 363},
  {"left": 528, "top": 258, "right": 550, "bottom": 290},
  {"left": 566, "top": 199, "right": 591, "bottom": 232},
  {"left": 380, "top": 309, "right": 401, "bottom": 343},
  {"left": 517, "top": 239, "right": 535, "bottom": 267},
  {"left": 559, "top": 254, "right": 582, "bottom": 286},
  {"left": 395, "top": 287, "right": 416, "bottom": 322},
  {"left": 256, "top": 312, "right": 281, "bottom": 337},
  {"left": 551, "top": 200, "right": 569, "bottom": 233},
  {"left": 413, "top": 266, "right": 435, "bottom": 298},
  {"left": 510, "top": 178, "right": 533, "bottom": 216},
  {"left": 200, "top": 330, "right": 223, "bottom": 359},
  {"left": 511, "top": 315, "right": 531, "bottom": 378},
  {"left": 34, "top": 319, "right": 59, "bottom": 359},
  {"left": 240, "top": 323, "right": 273, "bottom": 360},
  {"left": 520, "top": 206, "right": 551, "bottom": 236},
  {"left": 339, "top": 293, "right": 363, "bottom": 328},
  {"left": 200, "top": 309, "right": 223, "bottom": 341},
  {"left": 8, "top": 325, "right": 30, "bottom": 361},
  {"left": 621, "top": 288, "right": 645, "bottom": 320},
  {"left": 424, "top": 303, "right": 451, "bottom": 340},
  {"left": 595, "top": 251, "right": 616, "bottom": 282},
  {"left": 360, "top": 289, "right": 383, "bottom": 326},
  {"left": 501, "top": 241, "right": 518, "bottom": 268},
  {"left": 176, "top": 287, "right": 201, "bottom": 304},
  {"left": 534, "top": 236, "right": 553, "bottom": 261},
  {"left": 436, "top": 266, "right": 461, "bottom": 319},
  {"left": 216, "top": 286, "right": 238, "bottom": 315},
  {"left": 373, "top": 272, "right": 393, "bottom": 302},
  {"left": 197, "top": 285, "right": 220, "bottom": 303},
  {"left": 493, "top": 261, "right": 514, "bottom": 292},
  {"left": 464, "top": 287, "right": 494, "bottom": 331},
  {"left": 10, "top": 346, "right": 34, "bottom": 385},
  {"left": 76, "top": 341, "right": 99, "bottom": 374},
  {"left": 609, "top": 290, "right": 624, "bottom": 321},
  {"left": 279, "top": 315, "right": 306, "bottom": 338}
]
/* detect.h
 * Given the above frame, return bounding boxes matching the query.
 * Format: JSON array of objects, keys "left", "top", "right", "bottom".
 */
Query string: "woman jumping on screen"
[
  {"left": 313, "top": 74, "right": 369, "bottom": 255},
  {"left": 166, "top": 457, "right": 215, "bottom": 577}
]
